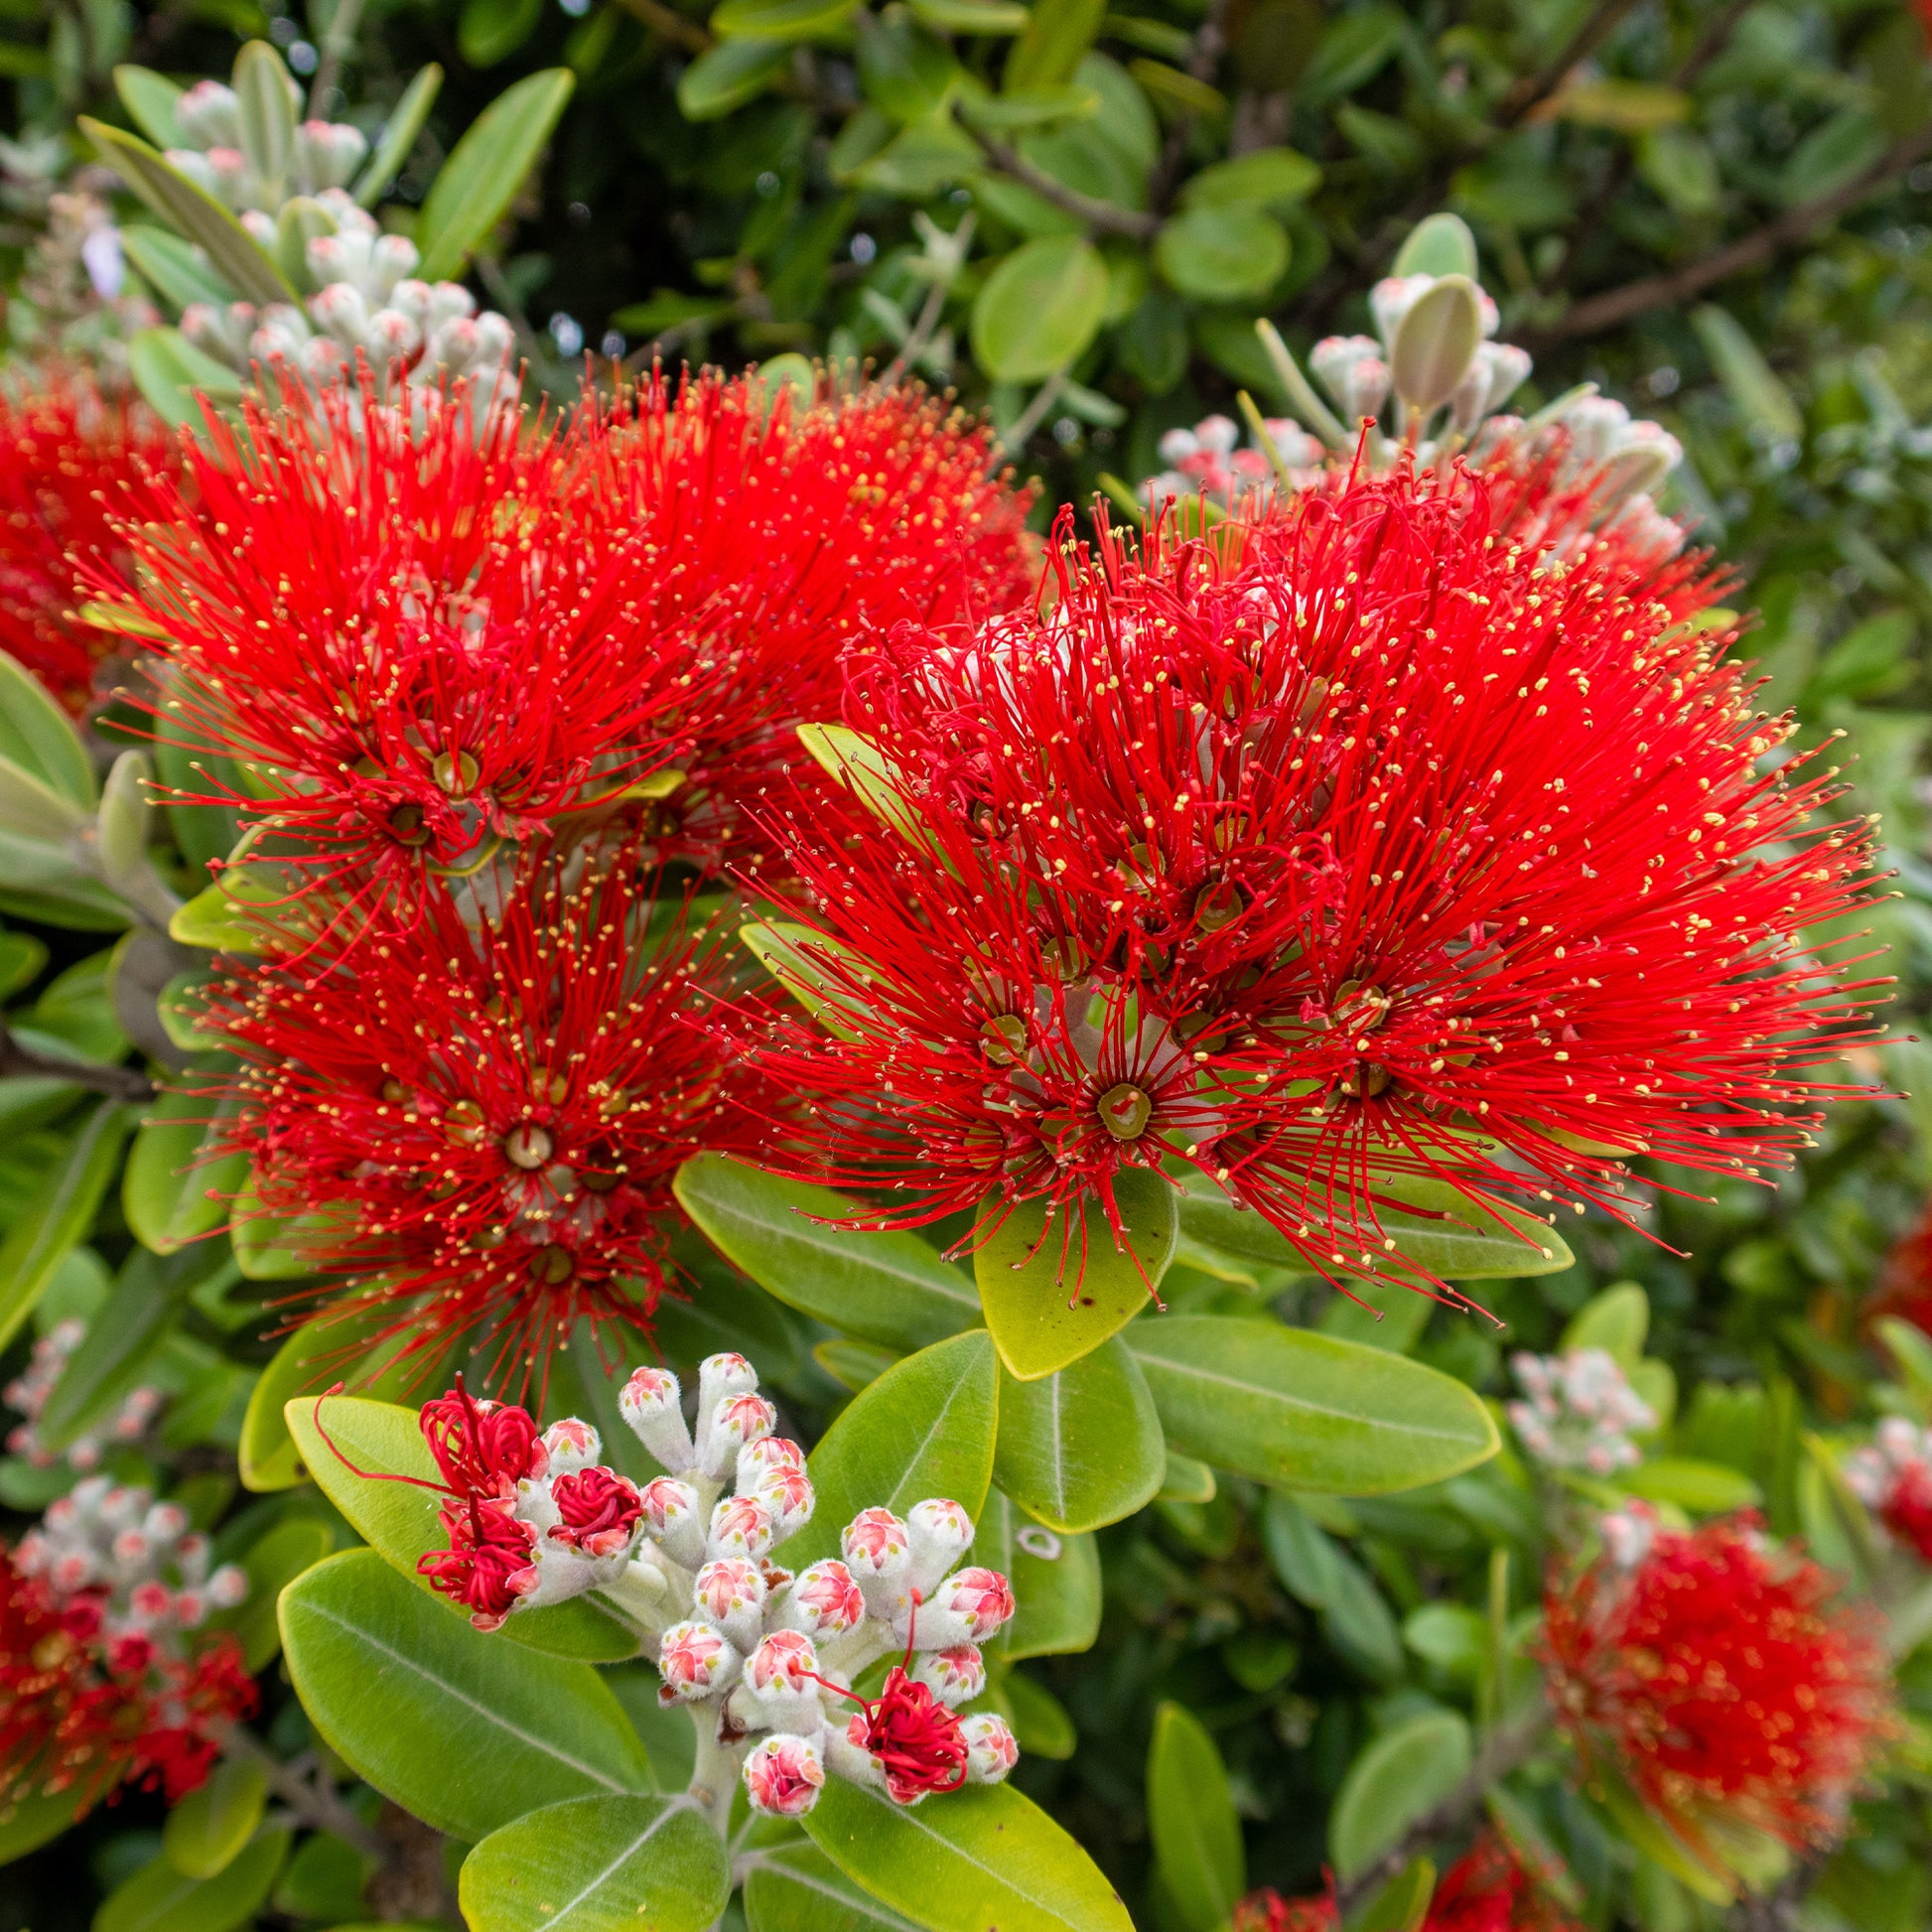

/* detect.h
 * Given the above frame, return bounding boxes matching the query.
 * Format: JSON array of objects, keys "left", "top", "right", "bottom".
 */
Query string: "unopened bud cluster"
[
  {"left": 1507, "top": 1348, "right": 1655, "bottom": 1475},
  {"left": 168, "top": 77, "right": 369, "bottom": 211},
  {"left": 5, "top": 1318, "right": 161, "bottom": 1471},
  {"left": 13, "top": 1475, "right": 247, "bottom": 1675},
  {"left": 1847, "top": 1417, "right": 1932, "bottom": 1563},
  {"left": 1144, "top": 413, "right": 1323, "bottom": 512}
]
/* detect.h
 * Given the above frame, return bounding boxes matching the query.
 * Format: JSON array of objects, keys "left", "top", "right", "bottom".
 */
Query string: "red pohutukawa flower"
[
  {"left": 559, "top": 369, "right": 1036, "bottom": 873},
  {"left": 1232, "top": 1888, "right": 1339, "bottom": 1932},
  {"left": 1542, "top": 1515, "right": 1892, "bottom": 1854},
  {"left": 0, "top": 369, "right": 179, "bottom": 711},
  {"left": 757, "top": 466, "right": 1883, "bottom": 1286},
  {"left": 1230, "top": 1837, "right": 1581, "bottom": 1932},
  {"left": 207, "top": 849, "right": 775, "bottom": 1392},
  {"left": 94, "top": 382, "right": 673, "bottom": 904}
]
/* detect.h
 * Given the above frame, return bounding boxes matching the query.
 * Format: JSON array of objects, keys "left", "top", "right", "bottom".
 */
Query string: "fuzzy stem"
[{"left": 686, "top": 1701, "right": 743, "bottom": 1840}]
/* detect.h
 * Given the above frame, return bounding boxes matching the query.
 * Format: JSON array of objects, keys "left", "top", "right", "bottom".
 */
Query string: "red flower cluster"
[
  {"left": 0, "top": 1547, "right": 253, "bottom": 1815},
  {"left": 0, "top": 369, "right": 178, "bottom": 711},
  {"left": 758, "top": 468, "right": 1881, "bottom": 1284},
  {"left": 560, "top": 369, "right": 1037, "bottom": 873},
  {"left": 208, "top": 851, "right": 773, "bottom": 1392},
  {"left": 1542, "top": 1516, "right": 1891, "bottom": 1853}
]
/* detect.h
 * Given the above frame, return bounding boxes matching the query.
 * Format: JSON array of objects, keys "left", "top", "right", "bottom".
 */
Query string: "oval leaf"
[
  {"left": 1125, "top": 1314, "right": 1498, "bottom": 1494},
  {"left": 114, "top": 65, "right": 186, "bottom": 148},
  {"left": 745, "top": 1842, "right": 927, "bottom": 1932},
  {"left": 1391, "top": 211, "right": 1476, "bottom": 280},
  {"left": 970, "top": 234, "right": 1109, "bottom": 381},
  {"left": 416, "top": 69, "right": 575, "bottom": 282},
  {"left": 460, "top": 1794, "right": 729, "bottom": 1932},
  {"left": 713, "top": 0, "right": 862, "bottom": 39},
  {"left": 1147, "top": 1703, "right": 1243, "bottom": 1932},
  {"left": 128, "top": 328, "right": 246, "bottom": 431},
  {"left": 1388, "top": 274, "right": 1481, "bottom": 415},
  {"left": 0, "top": 648, "right": 95, "bottom": 807},
  {"left": 95, "top": 1833, "right": 289, "bottom": 1932},
  {"left": 1328, "top": 1711, "right": 1471, "bottom": 1881},
  {"left": 164, "top": 1756, "right": 268, "bottom": 1880},
  {"left": 673, "top": 1155, "right": 979, "bottom": 1352},
  {"left": 0, "top": 1101, "right": 132, "bottom": 1354},
  {"left": 1155, "top": 205, "right": 1288, "bottom": 299},
  {"left": 993, "top": 1338, "right": 1164, "bottom": 1532},
  {"left": 676, "top": 39, "right": 793, "bottom": 118},
  {"left": 776, "top": 1331, "right": 999, "bottom": 1570},
  {"left": 975, "top": 1169, "right": 1175, "bottom": 1381},
  {"left": 125, "top": 1077, "right": 247, "bottom": 1254},
  {"left": 804, "top": 1779, "right": 1132, "bottom": 1932},
  {"left": 280, "top": 1550, "right": 651, "bottom": 1842},
  {"left": 977, "top": 1489, "right": 1101, "bottom": 1660}
]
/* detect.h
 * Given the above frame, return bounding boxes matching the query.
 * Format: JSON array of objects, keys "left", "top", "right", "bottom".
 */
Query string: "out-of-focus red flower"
[
  {"left": 0, "top": 369, "right": 178, "bottom": 712},
  {"left": 94, "top": 383, "right": 672, "bottom": 906},
  {"left": 756, "top": 470, "right": 1882, "bottom": 1285},
  {"left": 560, "top": 369, "right": 1036, "bottom": 874},
  {"left": 1863, "top": 1195, "right": 1932, "bottom": 1341},
  {"left": 1427, "top": 1833, "right": 1584, "bottom": 1932},
  {"left": 207, "top": 849, "right": 776, "bottom": 1395},
  {"left": 1231, "top": 1888, "right": 1336, "bottom": 1932},
  {"left": 1542, "top": 1515, "right": 1891, "bottom": 1855},
  {"left": 0, "top": 1546, "right": 253, "bottom": 1815}
]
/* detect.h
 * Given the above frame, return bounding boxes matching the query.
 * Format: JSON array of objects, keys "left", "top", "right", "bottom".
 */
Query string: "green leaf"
[
  {"left": 739, "top": 919, "right": 868, "bottom": 1040},
  {"left": 1551, "top": 77, "right": 1688, "bottom": 131},
  {"left": 0, "top": 1784, "right": 84, "bottom": 1866},
  {"left": 1388, "top": 274, "right": 1481, "bottom": 414},
  {"left": 80, "top": 120, "right": 296, "bottom": 306},
  {"left": 907, "top": 0, "right": 1028, "bottom": 33},
  {"left": 1180, "top": 146, "right": 1318, "bottom": 209},
  {"left": 974, "top": 1170, "right": 1175, "bottom": 1380},
  {"left": 233, "top": 41, "right": 297, "bottom": 205},
  {"left": 114, "top": 65, "right": 186, "bottom": 147},
  {"left": 1345, "top": 1861, "right": 1435, "bottom": 1932},
  {"left": 128, "top": 328, "right": 246, "bottom": 430},
  {"left": 1691, "top": 306, "right": 1803, "bottom": 444},
  {"left": 745, "top": 1842, "right": 928, "bottom": 1932},
  {"left": 164, "top": 1757, "right": 268, "bottom": 1879},
  {"left": 1260, "top": 1493, "right": 1403, "bottom": 1681},
  {"left": 1003, "top": 0, "right": 1105, "bottom": 90},
  {"left": 970, "top": 235, "right": 1110, "bottom": 382},
  {"left": 0, "top": 649, "right": 95, "bottom": 808},
  {"left": 460, "top": 0, "right": 546, "bottom": 67},
  {"left": 355, "top": 65, "right": 444, "bottom": 207},
  {"left": 1146, "top": 1703, "right": 1243, "bottom": 1932},
  {"left": 1559, "top": 1281, "right": 1647, "bottom": 1364},
  {"left": 283, "top": 1395, "right": 640, "bottom": 1661},
  {"left": 0, "top": 1100, "right": 132, "bottom": 1355},
  {"left": 805, "top": 1780, "right": 1132, "bottom": 1932},
  {"left": 1328, "top": 1711, "right": 1471, "bottom": 1880},
  {"left": 1622, "top": 1457, "right": 1761, "bottom": 1513},
  {"left": 673, "top": 1155, "right": 978, "bottom": 1351},
  {"left": 460, "top": 1795, "right": 730, "bottom": 1932},
  {"left": 212, "top": 1514, "right": 335, "bottom": 1671},
  {"left": 796, "top": 723, "right": 931, "bottom": 846},
  {"left": 1391, "top": 211, "right": 1476, "bottom": 279},
  {"left": 1128, "top": 1314, "right": 1498, "bottom": 1493},
  {"left": 125, "top": 1072, "right": 248, "bottom": 1254},
  {"left": 995, "top": 1669, "right": 1077, "bottom": 1757},
  {"left": 0, "top": 752, "right": 87, "bottom": 844},
  {"left": 977, "top": 1488, "right": 1101, "bottom": 1659},
  {"left": 95, "top": 1833, "right": 289, "bottom": 1932},
  {"left": 280, "top": 1550, "right": 651, "bottom": 1842},
  {"left": 777, "top": 1331, "right": 999, "bottom": 1569},
  {"left": 240, "top": 1302, "right": 412, "bottom": 1491},
  {"left": 676, "top": 39, "right": 792, "bottom": 118},
  {"left": 1156, "top": 206, "right": 1289, "bottom": 299},
  {"left": 1778, "top": 107, "right": 1886, "bottom": 208},
  {"left": 993, "top": 1338, "right": 1164, "bottom": 1531},
  {"left": 1589, "top": 1766, "right": 1734, "bottom": 1905},
  {"left": 415, "top": 69, "right": 575, "bottom": 282},
  {"left": 714, "top": 0, "right": 862, "bottom": 37}
]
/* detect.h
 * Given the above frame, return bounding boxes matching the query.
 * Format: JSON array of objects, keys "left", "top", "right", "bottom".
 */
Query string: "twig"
[
  {"left": 307, "top": 0, "right": 368, "bottom": 115},
  {"left": 953, "top": 111, "right": 1157, "bottom": 238},
  {"left": 1525, "top": 123, "right": 1932, "bottom": 345},
  {"left": 222, "top": 1728, "right": 383, "bottom": 1861},
  {"left": 1497, "top": 0, "right": 1644, "bottom": 126},
  {"left": 1332, "top": 1708, "right": 1551, "bottom": 1919},
  {"left": 996, "top": 370, "right": 1068, "bottom": 465},
  {"left": 0, "top": 1023, "right": 153, "bottom": 1102},
  {"left": 612, "top": 0, "right": 714, "bottom": 55},
  {"left": 882, "top": 212, "right": 975, "bottom": 388},
  {"left": 1726, "top": 1849, "right": 1829, "bottom": 1931}
]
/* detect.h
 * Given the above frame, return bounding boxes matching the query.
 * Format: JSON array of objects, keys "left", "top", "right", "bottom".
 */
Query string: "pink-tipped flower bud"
[
  {"left": 960, "top": 1714, "right": 1019, "bottom": 1784},
  {"left": 751, "top": 1463, "right": 814, "bottom": 1541},
  {"left": 841, "top": 1507, "right": 911, "bottom": 1619},
  {"left": 655, "top": 1619, "right": 740, "bottom": 1702},
  {"left": 636, "top": 1475, "right": 705, "bottom": 1570},
  {"left": 911, "top": 1644, "right": 986, "bottom": 1709},
  {"left": 541, "top": 1417, "right": 602, "bottom": 1473},
  {"left": 695, "top": 1355, "right": 759, "bottom": 1459},
  {"left": 693, "top": 1558, "right": 766, "bottom": 1651},
  {"left": 738, "top": 1438, "right": 804, "bottom": 1490},
  {"left": 741, "top": 1628, "right": 824, "bottom": 1730},
  {"left": 707, "top": 1493, "right": 775, "bottom": 1565},
  {"left": 296, "top": 118, "right": 368, "bottom": 191},
  {"left": 743, "top": 1731, "right": 825, "bottom": 1816},
  {"left": 906, "top": 1498, "right": 973, "bottom": 1597},
  {"left": 621, "top": 1368, "right": 694, "bottom": 1472},
  {"left": 175, "top": 79, "right": 242, "bottom": 148},
  {"left": 778, "top": 1560, "right": 866, "bottom": 1640},
  {"left": 698, "top": 1392, "right": 775, "bottom": 1479},
  {"left": 206, "top": 1564, "right": 248, "bottom": 1609},
  {"left": 905, "top": 1568, "right": 1015, "bottom": 1649}
]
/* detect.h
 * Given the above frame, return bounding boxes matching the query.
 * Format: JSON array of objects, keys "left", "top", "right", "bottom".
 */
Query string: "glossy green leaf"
[
  {"left": 778, "top": 1331, "right": 999, "bottom": 1568},
  {"left": 128, "top": 328, "right": 246, "bottom": 430},
  {"left": 416, "top": 69, "right": 575, "bottom": 281},
  {"left": 906, "top": 0, "right": 1028, "bottom": 33},
  {"left": 975, "top": 1170, "right": 1175, "bottom": 1380},
  {"left": 114, "top": 65, "right": 186, "bottom": 147},
  {"left": 796, "top": 724, "right": 930, "bottom": 846},
  {"left": 996, "top": 1669, "right": 1077, "bottom": 1757},
  {"left": 1003, "top": 0, "right": 1104, "bottom": 90},
  {"left": 239, "top": 1303, "right": 417, "bottom": 1491},
  {"left": 805, "top": 1779, "right": 1132, "bottom": 1932},
  {"left": 355, "top": 65, "right": 444, "bottom": 207},
  {"left": 1560, "top": 1280, "right": 1648, "bottom": 1363},
  {"left": 233, "top": 42, "right": 297, "bottom": 205},
  {"left": 460, "top": 0, "right": 546, "bottom": 67},
  {"left": 738, "top": 920, "right": 867, "bottom": 1040},
  {"left": 1146, "top": 1703, "right": 1243, "bottom": 1932},
  {"left": 677, "top": 39, "right": 792, "bottom": 117},
  {"left": 970, "top": 235, "right": 1109, "bottom": 381},
  {"left": 1328, "top": 1711, "right": 1470, "bottom": 1880},
  {"left": 0, "top": 1101, "right": 133, "bottom": 1355},
  {"left": 164, "top": 1757, "right": 268, "bottom": 1879},
  {"left": 0, "top": 650, "right": 94, "bottom": 809},
  {"left": 993, "top": 1338, "right": 1164, "bottom": 1531},
  {"left": 283, "top": 1395, "right": 639, "bottom": 1661},
  {"left": 1388, "top": 274, "right": 1481, "bottom": 414},
  {"left": 1260, "top": 1493, "right": 1403, "bottom": 1681},
  {"left": 280, "top": 1551, "right": 651, "bottom": 1842},
  {"left": 673, "top": 1155, "right": 978, "bottom": 1351},
  {"left": 1345, "top": 1861, "right": 1436, "bottom": 1932},
  {"left": 125, "top": 1074, "right": 248, "bottom": 1254},
  {"left": 1156, "top": 206, "right": 1288, "bottom": 299},
  {"left": 1622, "top": 1456, "right": 1761, "bottom": 1513},
  {"left": 95, "top": 1832, "right": 289, "bottom": 1932},
  {"left": 744, "top": 1842, "right": 927, "bottom": 1932},
  {"left": 1180, "top": 146, "right": 1318, "bottom": 209},
  {"left": 977, "top": 1489, "right": 1101, "bottom": 1659},
  {"left": 460, "top": 1795, "right": 729, "bottom": 1932},
  {"left": 80, "top": 120, "right": 295, "bottom": 305},
  {"left": 213, "top": 1514, "right": 336, "bottom": 1671},
  {"left": 714, "top": 0, "right": 862, "bottom": 38},
  {"left": 1390, "top": 211, "right": 1476, "bottom": 279},
  {"left": 0, "top": 1784, "right": 83, "bottom": 1866}
]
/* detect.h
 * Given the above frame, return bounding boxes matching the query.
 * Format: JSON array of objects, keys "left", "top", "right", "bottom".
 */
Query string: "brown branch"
[
  {"left": 1147, "top": 0, "right": 1237, "bottom": 214},
  {"left": 612, "top": 0, "right": 713, "bottom": 54},
  {"left": 0, "top": 1023, "right": 153, "bottom": 1102},
  {"left": 1498, "top": 0, "right": 1644, "bottom": 127},
  {"left": 953, "top": 109, "right": 1159, "bottom": 238},
  {"left": 1526, "top": 123, "right": 1932, "bottom": 346},
  {"left": 222, "top": 1728, "right": 383, "bottom": 1862}
]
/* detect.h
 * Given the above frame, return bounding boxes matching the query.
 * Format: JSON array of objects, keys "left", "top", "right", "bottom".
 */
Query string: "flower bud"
[
  {"left": 707, "top": 1493, "right": 775, "bottom": 1564},
  {"left": 906, "top": 1498, "right": 973, "bottom": 1598},
  {"left": 905, "top": 1568, "right": 1015, "bottom": 1648},
  {"left": 175, "top": 80, "right": 242, "bottom": 149},
  {"left": 636, "top": 1475, "right": 706, "bottom": 1570},
  {"left": 841, "top": 1507, "right": 911, "bottom": 1619},
  {"left": 741, "top": 1628, "right": 824, "bottom": 1730},
  {"left": 1449, "top": 342, "right": 1532, "bottom": 435},
  {"left": 777, "top": 1560, "right": 866, "bottom": 1640},
  {"left": 743, "top": 1731, "right": 825, "bottom": 1816},
  {"left": 911, "top": 1643, "right": 985, "bottom": 1708},
  {"left": 751, "top": 1462, "right": 814, "bottom": 1541},
  {"left": 697, "top": 1392, "right": 775, "bottom": 1480},
  {"left": 693, "top": 1557, "right": 766, "bottom": 1650},
  {"left": 621, "top": 1368, "right": 694, "bottom": 1471},
  {"left": 1309, "top": 336, "right": 1390, "bottom": 424},
  {"left": 960, "top": 1713, "right": 1020, "bottom": 1784},
  {"left": 694, "top": 1355, "right": 763, "bottom": 1469},
  {"left": 297, "top": 119, "right": 369, "bottom": 192},
  {"left": 541, "top": 1417, "right": 602, "bottom": 1473},
  {"left": 738, "top": 1437, "right": 805, "bottom": 1491},
  {"left": 309, "top": 281, "right": 370, "bottom": 349},
  {"left": 655, "top": 1619, "right": 740, "bottom": 1702}
]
